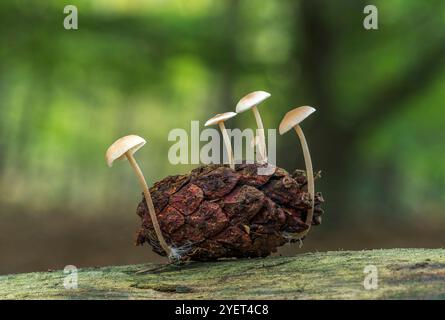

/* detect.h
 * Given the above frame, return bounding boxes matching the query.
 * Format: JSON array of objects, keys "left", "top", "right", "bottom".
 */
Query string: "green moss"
[{"left": 1, "top": 249, "right": 444, "bottom": 299}]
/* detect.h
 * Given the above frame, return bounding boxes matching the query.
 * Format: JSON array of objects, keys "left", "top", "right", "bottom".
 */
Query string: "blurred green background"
[{"left": 1, "top": 0, "right": 444, "bottom": 274}]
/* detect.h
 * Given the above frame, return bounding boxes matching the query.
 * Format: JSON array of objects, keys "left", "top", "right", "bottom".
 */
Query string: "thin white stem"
[
  {"left": 125, "top": 153, "right": 172, "bottom": 259},
  {"left": 252, "top": 106, "right": 267, "bottom": 163},
  {"left": 251, "top": 136, "right": 262, "bottom": 163},
  {"left": 219, "top": 122, "right": 235, "bottom": 169},
  {"left": 294, "top": 125, "right": 314, "bottom": 233}
]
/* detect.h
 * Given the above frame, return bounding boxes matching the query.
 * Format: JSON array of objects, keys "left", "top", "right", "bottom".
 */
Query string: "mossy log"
[{"left": 1, "top": 249, "right": 444, "bottom": 299}]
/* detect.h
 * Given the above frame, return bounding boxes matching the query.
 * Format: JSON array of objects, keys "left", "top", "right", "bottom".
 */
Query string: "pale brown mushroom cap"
[
  {"left": 204, "top": 112, "right": 237, "bottom": 126},
  {"left": 235, "top": 91, "right": 271, "bottom": 113},
  {"left": 105, "top": 135, "right": 146, "bottom": 167},
  {"left": 279, "top": 106, "right": 316, "bottom": 135}
]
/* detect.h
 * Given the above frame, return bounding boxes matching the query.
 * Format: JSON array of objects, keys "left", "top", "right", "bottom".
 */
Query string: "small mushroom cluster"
[
  {"left": 205, "top": 91, "right": 316, "bottom": 238},
  {"left": 105, "top": 91, "right": 317, "bottom": 263}
]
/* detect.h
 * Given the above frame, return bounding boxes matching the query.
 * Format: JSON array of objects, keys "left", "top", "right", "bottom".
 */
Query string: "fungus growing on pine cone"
[{"left": 135, "top": 163, "right": 324, "bottom": 261}]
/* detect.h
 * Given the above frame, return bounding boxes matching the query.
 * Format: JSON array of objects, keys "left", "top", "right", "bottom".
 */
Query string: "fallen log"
[{"left": 1, "top": 248, "right": 444, "bottom": 299}]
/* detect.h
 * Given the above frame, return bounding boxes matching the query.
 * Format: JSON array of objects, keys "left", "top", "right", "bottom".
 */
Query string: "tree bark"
[{"left": 1, "top": 249, "right": 444, "bottom": 299}]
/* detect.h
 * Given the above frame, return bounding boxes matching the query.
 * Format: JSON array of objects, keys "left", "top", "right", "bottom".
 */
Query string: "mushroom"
[
  {"left": 250, "top": 135, "right": 270, "bottom": 165},
  {"left": 250, "top": 136, "right": 261, "bottom": 162},
  {"left": 235, "top": 91, "right": 271, "bottom": 163},
  {"left": 279, "top": 106, "right": 316, "bottom": 238},
  {"left": 205, "top": 112, "right": 237, "bottom": 170},
  {"left": 105, "top": 135, "right": 173, "bottom": 260}
]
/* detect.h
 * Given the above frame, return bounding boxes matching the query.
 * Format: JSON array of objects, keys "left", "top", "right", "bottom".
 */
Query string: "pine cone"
[{"left": 136, "top": 163, "right": 324, "bottom": 261}]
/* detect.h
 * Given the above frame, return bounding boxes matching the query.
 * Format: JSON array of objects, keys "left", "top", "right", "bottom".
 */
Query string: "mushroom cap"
[
  {"left": 279, "top": 106, "right": 316, "bottom": 135},
  {"left": 205, "top": 112, "right": 237, "bottom": 126},
  {"left": 106, "top": 135, "right": 146, "bottom": 167},
  {"left": 235, "top": 91, "right": 271, "bottom": 113}
]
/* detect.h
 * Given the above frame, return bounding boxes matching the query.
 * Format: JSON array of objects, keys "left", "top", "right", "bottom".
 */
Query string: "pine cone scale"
[{"left": 136, "top": 163, "right": 324, "bottom": 261}]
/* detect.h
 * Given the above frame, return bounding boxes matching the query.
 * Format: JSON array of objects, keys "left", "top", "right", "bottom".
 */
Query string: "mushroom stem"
[
  {"left": 252, "top": 106, "right": 267, "bottom": 163},
  {"left": 294, "top": 125, "right": 314, "bottom": 232},
  {"left": 125, "top": 152, "right": 172, "bottom": 258},
  {"left": 219, "top": 122, "right": 235, "bottom": 169}
]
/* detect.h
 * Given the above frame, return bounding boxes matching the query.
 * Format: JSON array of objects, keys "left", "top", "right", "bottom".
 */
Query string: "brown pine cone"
[{"left": 135, "top": 163, "right": 324, "bottom": 261}]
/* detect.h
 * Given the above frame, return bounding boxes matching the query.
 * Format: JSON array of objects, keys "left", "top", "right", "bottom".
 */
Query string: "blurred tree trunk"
[
  {"left": 216, "top": 0, "right": 240, "bottom": 113},
  {"left": 291, "top": 0, "right": 445, "bottom": 220},
  {"left": 292, "top": 0, "right": 359, "bottom": 220},
  {"left": 0, "top": 69, "right": 8, "bottom": 174}
]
